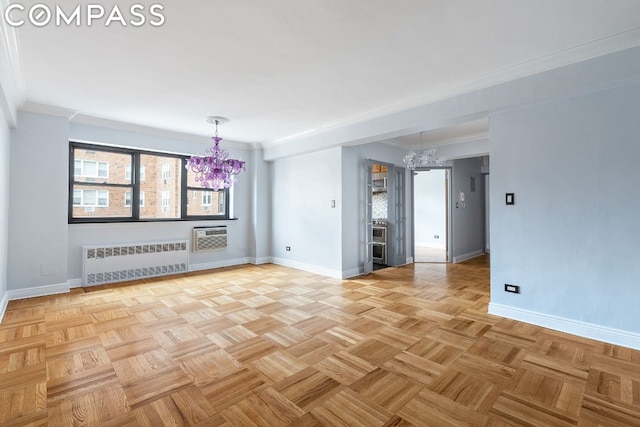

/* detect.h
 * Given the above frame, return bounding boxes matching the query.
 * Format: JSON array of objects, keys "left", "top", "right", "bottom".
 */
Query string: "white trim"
[
  {"left": 489, "top": 303, "right": 640, "bottom": 351},
  {"left": 251, "top": 257, "right": 272, "bottom": 265},
  {"left": 270, "top": 257, "right": 343, "bottom": 279},
  {"left": 452, "top": 249, "right": 485, "bottom": 263},
  {"left": 0, "top": 290, "right": 8, "bottom": 323},
  {"left": 0, "top": 1, "right": 26, "bottom": 127},
  {"left": 71, "top": 114, "right": 253, "bottom": 151},
  {"left": 189, "top": 257, "right": 252, "bottom": 273},
  {"left": 8, "top": 283, "right": 70, "bottom": 301},
  {"left": 342, "top": 267, "right": 364, "bottom": 279},
  {"left": 67, "top": 278, "right": 83, "bottom": 288},
  {"left": 264, "top": 28, "right": 640, "bottom": 150},
  {"left": 20, "top": 102, "right": 77, "bottom": 119}
]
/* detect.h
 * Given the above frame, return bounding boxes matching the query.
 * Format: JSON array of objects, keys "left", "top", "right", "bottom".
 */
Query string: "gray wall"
[
  {"left": 271, "top": 147, "right": 343, "bottom": 277},
  {"left": 451, "top": 157, "right": 485, "bottom": 261},
  {"left": 0, "top": 117, "right": 9, "bottom": 317},
  {"left": 67, "top": 122, "right": 255, "bottom": 279},
  {"left": 8, "top": 112, "right": 69, "bottom": 290},
  {"left": 6, "top": 114, "right": 257, "bottom": 292},
  {"left": 248, "top": 147, "right": 272, "bottom": 262},
  {"left": 490, "top": 82, "right": 640, "bottom": 334}
]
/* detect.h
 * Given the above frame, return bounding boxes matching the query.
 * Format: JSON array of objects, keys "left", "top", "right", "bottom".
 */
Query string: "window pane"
[
  {"left": 98, "top": 162, "right": 108, "bottom": 178},
  {"left": 70, "top": 143, "right": 231, "bottom": 222},
  {"left": 71, "top": 185, "right": 131, "bottom": 218},
  {"left": 83, "top": 161, "right": 97, "bottom": 177},
  {"left": 139, "top": 154, "right": 182, "bottom": 219},
  {"left": 74, "top": 148, "right": 131, "bottom": 184},
  {"left": 187, "top": 189, "right": 225, "bottom": 216}
]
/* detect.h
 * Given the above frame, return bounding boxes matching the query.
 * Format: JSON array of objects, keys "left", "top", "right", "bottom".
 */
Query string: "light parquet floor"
[{"left": 1, "top": 256, "right": 640, "bottom": 426}]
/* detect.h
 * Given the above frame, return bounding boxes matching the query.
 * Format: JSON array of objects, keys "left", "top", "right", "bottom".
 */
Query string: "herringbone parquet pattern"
[{"left": 1, "top": 257, "right": 639, "bottom": 426}]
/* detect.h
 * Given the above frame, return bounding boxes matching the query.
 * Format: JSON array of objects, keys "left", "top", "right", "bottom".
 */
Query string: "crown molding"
[
  {"left": 265, "top": 27, "right": 640, "bottom": 148},
  {"left": 0, "top": 0, "right": 26, "bottom": 127},
  {"left": 20, "top": 101, "right": 78, "bottom": 119},
  {"left": 71, "top": 113, "right": 254, "bottom": 151}
]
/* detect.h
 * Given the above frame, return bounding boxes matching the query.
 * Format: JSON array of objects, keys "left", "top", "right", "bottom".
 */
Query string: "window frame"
[{"left": 69, "top": 141, "right": 232, "bottom": 223}]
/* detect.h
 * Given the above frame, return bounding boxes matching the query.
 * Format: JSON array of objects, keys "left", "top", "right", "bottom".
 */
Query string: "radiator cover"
[{"left": 82, "top": 240, "right": 189, "bottom": 287}]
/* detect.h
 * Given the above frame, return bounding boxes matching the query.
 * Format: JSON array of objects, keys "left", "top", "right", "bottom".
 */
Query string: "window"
[
  {"left": 124, "top": 191, "right": 145, "bottom": 207},
  {"left": 186, "top": 171, "right": 227, "bottom": 216},
  {"left": 126, "top": 164, "right": 145, "bottom": 181},
  {"left": 70, "top": 142, "right": 231, "bottom": 222},
  {"left": 73, "top": 190, "right": 109, "bottom": 207},
  {"left": 202, "top": 191, "right": 212, "bottom": 206},
  {"left": 75, "top": 159, "right": 109, "bottom": 178},
  {"left": 161, "top": 163, "right": 171, "bottom": 180}
]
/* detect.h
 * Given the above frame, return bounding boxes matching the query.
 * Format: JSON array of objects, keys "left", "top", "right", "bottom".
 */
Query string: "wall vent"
[
  {"left": 83, "top": 240, "right": 188, "bottom": 287},
  {"left": 193, "top": 226, "right": 227, "bottom": 252}
]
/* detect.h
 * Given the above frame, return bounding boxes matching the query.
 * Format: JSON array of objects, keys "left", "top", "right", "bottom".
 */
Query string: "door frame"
[
  {"left": 410, "top": 166, "right": 453, "bottom": 263},
  {"left": 364, "top": 159, "right": 403, "bottom": 273}
]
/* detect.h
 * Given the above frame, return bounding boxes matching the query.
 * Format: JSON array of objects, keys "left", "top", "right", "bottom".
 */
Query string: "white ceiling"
[{"left": 12, "top": 0, "right": 640, "bottom": 145}]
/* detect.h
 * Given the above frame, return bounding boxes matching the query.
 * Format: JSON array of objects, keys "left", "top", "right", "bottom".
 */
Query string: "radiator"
[{"left": 82, "top": 240, "right": 189, "bottom": 286}]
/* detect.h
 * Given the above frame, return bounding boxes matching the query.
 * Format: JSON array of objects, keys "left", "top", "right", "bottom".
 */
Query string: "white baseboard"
[
  {"left": 8, "top": 283, "right": 70, "bottom": 301},
  {"left": 342, "top": 267, "right": 364, "bottom": 279},
  {"left": 251, "top": 257, "right": 272, "bottom": 265},
  {"left": 0, "top": 290, "right": 8, "bottom": 323},
  {"left": 270, "top": 257, "right": 342, "bottom": 279},
  {"left": 189, "top": 257, "right": 252, "bottom": 273},
  {"left": 489, "top": 303, "right": 640, "bottom": 351},
  {"left": 67, "top": 278, "right": 83, "bottom": 288},
  {"left": 453, "top": 249, "right": 485, "bottom": 263}
]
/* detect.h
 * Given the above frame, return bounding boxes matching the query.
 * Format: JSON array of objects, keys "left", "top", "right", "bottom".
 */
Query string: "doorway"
[
  {"left": 413, "top": 168, "right": 450, "bottom": 263},
  {"left": 364, "top": 160, "right": 407, "bottom": 275}
]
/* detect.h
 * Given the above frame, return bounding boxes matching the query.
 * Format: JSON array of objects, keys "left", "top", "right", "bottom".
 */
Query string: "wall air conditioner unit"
[{"left": 193, "top": 226, "right": 227, "bottom": 252}]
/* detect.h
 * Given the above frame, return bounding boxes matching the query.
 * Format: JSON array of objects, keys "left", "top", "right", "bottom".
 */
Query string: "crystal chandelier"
[
  {"left": 186, "top": 116, "right": 246, "bottom": 191},
  {"left": 402, "top": 132, "right": 445, "bottom": 170}
]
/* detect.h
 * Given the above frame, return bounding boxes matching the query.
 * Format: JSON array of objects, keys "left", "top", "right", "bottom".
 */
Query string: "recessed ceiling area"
[
  {"left": 387, "top": 118, "right": 489, "bottom": 149},
  {"left": 12, "top": 1, "right": 640, "bottom": 145}
]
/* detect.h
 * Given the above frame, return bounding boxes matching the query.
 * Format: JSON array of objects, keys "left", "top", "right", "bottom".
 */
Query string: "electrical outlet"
[
  {"left": 504, "top": 284, "right": 520, "bottom": 294},
  {"left": 286, "top": 246, "right": 291, "bottom": 251},
  {"left": 434, "top": 235, "right": 440, "bottom": 239}
]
